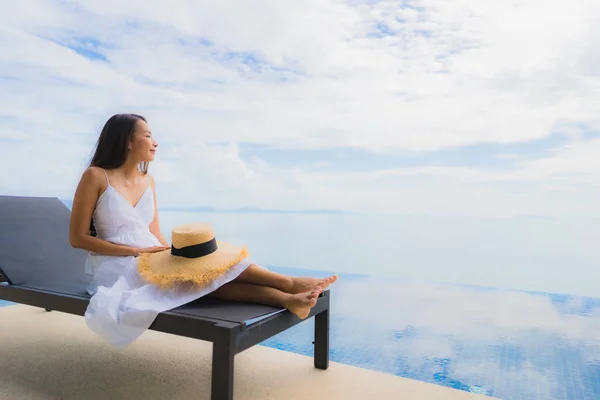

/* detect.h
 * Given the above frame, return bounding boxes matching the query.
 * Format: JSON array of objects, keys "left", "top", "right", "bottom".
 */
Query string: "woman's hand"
[{"left": 130, "top": 246, "right": 170, "bottom": 257}]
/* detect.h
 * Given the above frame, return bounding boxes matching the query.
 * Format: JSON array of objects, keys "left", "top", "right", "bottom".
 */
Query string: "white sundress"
[{"left": 83, "top": 170, "right": 253, "bottom": 348}]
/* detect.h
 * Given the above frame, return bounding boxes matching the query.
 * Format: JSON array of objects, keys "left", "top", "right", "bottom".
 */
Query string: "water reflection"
[{"left": 262, "top": 267, "right": 600, "bottom": 400}]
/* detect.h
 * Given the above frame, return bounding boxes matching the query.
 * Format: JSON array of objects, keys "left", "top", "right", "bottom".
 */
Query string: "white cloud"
[{"left": 1, "top": 0, "right": 600, "bottom": 215}]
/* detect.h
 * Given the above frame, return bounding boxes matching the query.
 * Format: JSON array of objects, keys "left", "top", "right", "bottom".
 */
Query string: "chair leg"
[
  {"left": 314, "top": 298, "right": 330, "bottom": 370},
  {"left": 212, "top": 337, "right": 235, "bottom": 400}
]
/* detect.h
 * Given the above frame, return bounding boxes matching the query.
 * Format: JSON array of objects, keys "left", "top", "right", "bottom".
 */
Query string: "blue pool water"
[
  {"left": 2, "top": 267, "right": 599, "bottom": 399},
  {"left": 259, "top": 266, "right": 600, "bottom": 400}
]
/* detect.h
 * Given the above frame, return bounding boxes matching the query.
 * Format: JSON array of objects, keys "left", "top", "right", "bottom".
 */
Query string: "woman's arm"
[
  {"left": 69, "top": 167, "right": 139, "bottom": 256},
  {"left": 148, "top": 174, "right": 169, "bottom": 247}
]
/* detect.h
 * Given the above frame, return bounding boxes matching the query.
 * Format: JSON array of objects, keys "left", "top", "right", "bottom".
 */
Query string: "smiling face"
[{"left": 128, "top": 119, "right": 158, "bottom": 163}]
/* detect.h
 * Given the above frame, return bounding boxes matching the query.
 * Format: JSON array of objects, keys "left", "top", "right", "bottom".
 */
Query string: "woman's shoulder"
[
  {"left": 145, "top": 172, "right": 156, "bottom": 187},
  {"left": 79, "top": 166, "right": 109, "bottom": 193},
  {"left": 81, "top": 166, "right": 106, "bottom": 182}
]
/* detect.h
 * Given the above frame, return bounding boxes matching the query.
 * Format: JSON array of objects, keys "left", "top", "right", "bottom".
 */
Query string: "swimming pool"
[
  {"left": 262, "top": 266, "right": 600, "bottom": 400},
  {"left": 2, "top": 267, "right": 599, "bottom": 400}
]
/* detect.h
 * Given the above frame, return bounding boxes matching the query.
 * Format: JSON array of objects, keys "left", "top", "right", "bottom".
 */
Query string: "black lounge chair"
[{"left": 0, "top": 195, "right": 330, "bottom": 400}]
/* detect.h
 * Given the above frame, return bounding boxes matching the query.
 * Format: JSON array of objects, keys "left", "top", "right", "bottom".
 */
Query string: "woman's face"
[{"left": 129, "top": 119, "right": 158, "bottom": 163}]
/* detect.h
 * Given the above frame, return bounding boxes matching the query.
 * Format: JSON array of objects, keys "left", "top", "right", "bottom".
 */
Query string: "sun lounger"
[{"left": 0, "top": 195, "right": 330, "bottom": 400}]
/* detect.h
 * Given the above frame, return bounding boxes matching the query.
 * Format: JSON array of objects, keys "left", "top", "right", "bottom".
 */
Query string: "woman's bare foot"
[
  {"left": 286, "top": 275, "right": 338, "bottom": 294},
  {"left": 284, "top": 288, "right": 323, "bottom": 319}
]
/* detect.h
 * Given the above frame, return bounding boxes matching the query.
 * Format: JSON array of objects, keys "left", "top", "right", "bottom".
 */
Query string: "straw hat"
[{"left": 138, "top": 223, "right": 249, "bottom": 290}]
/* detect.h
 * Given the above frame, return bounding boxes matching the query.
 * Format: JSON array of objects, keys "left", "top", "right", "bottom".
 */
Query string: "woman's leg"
[
  {"left": 209, "top": 281, "right": 323, "bottom": 319},
  {"left": 233, "top": 263, "right": 338, "bottom": 294}
]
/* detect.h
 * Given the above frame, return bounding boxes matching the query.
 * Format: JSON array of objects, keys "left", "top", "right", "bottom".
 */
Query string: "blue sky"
[
  {"left": 1, "top": 0, "right": 600, "bottom": 216},
  {"left": 51, "top": 37, "right": 109, "bottom": 62},
  {"left": 238, "top": 128, "right": 600, "bottom": 173}
]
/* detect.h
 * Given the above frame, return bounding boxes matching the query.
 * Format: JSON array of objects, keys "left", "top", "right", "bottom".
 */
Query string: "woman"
[{"left": 69, "top": 113, "right": 337, "bottom": 347}]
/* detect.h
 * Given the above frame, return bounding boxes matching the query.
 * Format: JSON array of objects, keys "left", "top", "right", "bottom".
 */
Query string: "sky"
[{"left": 1, "top": 0, "right": 600, "bottom": 216}]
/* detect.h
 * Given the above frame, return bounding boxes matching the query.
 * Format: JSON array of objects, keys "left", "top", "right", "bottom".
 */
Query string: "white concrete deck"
[{"left": 0, "top": 304, "right": 500, "bottom": 400}]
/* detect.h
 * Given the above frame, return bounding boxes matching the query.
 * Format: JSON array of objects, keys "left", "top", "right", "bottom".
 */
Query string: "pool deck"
[{"left": 0, "top": 304, "right": 499, "bottom": 400}]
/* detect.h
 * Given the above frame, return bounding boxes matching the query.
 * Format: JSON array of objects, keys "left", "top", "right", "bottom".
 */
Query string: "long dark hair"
[
  {"left": 90, "top": 113, "right": 149, "bottom": 173},
  {"left": 88, "top": 113, "right": 148, "bottom": 236}
]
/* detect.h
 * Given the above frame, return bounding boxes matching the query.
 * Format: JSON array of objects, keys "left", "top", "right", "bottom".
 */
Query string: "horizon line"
[{"left": 58, "top": 199, "right": 351, "bottom": 215}]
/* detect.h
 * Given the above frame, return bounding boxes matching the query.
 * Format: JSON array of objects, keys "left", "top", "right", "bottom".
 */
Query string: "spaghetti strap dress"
[{"left": 83, "top": 170, "right": 253, "bottom": 348}]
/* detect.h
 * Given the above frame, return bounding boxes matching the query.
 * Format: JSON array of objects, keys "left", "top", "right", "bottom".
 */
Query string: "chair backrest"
[{"left": 0, "top": 195, "right": 89, "bottom": 295}]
